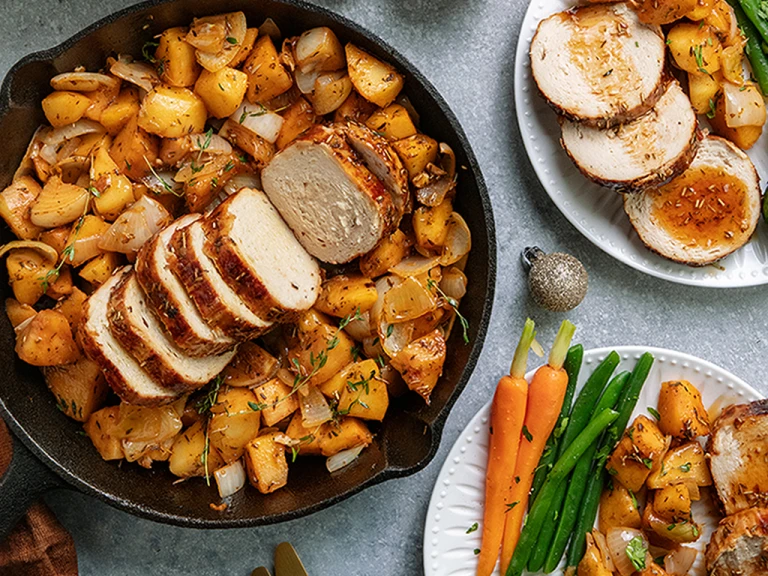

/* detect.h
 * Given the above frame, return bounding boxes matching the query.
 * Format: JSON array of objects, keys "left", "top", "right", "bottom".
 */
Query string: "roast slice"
[
  {"left": 108, "top": 271, "right": 236, "bottom": 392},
  {"left": 531, "top": 2, "right": 666, "bottom": 126},
  {"left": 169, "top": 220, "right": 273, "bottom": 339},
  {"left": 707, "top": 398, "right": 768, "bottom": 515},
  {"left": 78, "top": 268, "right": 178, "bottom": 406},
  {"left": 560, "top": 79, "right": 698, "bottom": 193},
  {"left": 706, "top": 507, "right": 768, "bottom": 576},
  {"left": 261, "top": 124, "right": 397, "bottom": 264},
  {"left": 135, "top": 214, "right": 235, "bottom": 356},
  {"left": 624, "top": 135, "right": 760, "bottom": 266},
  {"left": 203, "top": 188, "right": 321, "bottom": 322}
]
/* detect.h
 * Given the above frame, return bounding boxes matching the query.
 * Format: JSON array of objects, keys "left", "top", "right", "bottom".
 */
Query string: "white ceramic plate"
[
  {"left": 514, "top": 0, "right": 768, "bottom": 287},
  {"left": 422, "top": 346, "right": 763, "bottom": 576}
]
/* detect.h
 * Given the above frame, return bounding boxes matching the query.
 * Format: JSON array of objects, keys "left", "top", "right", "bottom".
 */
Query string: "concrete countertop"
[{"left": 1, "top": 0, "right": 766, "bottom": 574}]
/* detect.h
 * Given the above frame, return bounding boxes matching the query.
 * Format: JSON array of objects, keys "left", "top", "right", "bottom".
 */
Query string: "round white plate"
[
  {"left": 514, "top": 0, "right": 768, "bottom": 287},
  {"left": 423, "top": 346, "right": 763, "bottom": 576}
]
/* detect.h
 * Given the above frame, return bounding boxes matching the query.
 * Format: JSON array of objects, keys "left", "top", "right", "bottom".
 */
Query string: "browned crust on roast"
[
  {"left": 106, "top": 271, "right": 199, "bottom": 393},
  {"left": 623, "top": 135, "right": 760, "bottom": 266},
  {"left": 341, "top": 121, "right": 412, "bottom": 215},
  {"left": 77, "top": 270, "right": 177, "bottom": 406},
  {"left": 705, "top": 507, "right": 768, "bottom": 574},
  {"left": 300, "top": 124, "right": 398, "bottom": 240},
  {"left": 134, "top": 217, "right": 234, "bottom": 357},
  {"left": 530, "top": 8, "right": 667, "bottom": 128},
  {"left": 560, "top": 123, "right": 700, "bottom": 194},
  {"left": 168, "top": 224, "right": 268, "bottom": 340}
]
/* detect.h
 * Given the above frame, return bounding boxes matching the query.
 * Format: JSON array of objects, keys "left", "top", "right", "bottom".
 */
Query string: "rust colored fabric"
[{"left": 0, "top": 419, "right": 78, "bottom": 576}]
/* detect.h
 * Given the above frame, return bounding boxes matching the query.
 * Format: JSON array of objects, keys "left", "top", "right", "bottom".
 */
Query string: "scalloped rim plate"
[
  {"left": 423, "top": 346, "right": 763, "bottom": 575},
  {"left": 514, "top": 0, "right": 768, "bottom": 287}
]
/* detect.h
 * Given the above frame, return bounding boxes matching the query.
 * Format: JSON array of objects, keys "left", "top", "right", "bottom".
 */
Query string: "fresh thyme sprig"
[
  {"left": 427, "top": 278, "right": 470, "bottom": 344},
  {"left": 197, "top": 375, "right": 223, "bottom": 486},
  {"left": 144, "top": 156, "right": 183, "bottom": 197},
  {"left": 190, "top": 127, "right": 214, "bottom": 174}
]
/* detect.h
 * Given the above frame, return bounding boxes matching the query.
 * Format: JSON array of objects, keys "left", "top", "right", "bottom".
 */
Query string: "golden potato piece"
[
  {"left": 359, "top": 229, "right": 412, "bottom": 278},
  {"left": 169, "top": 420, "right": 224, "bottom": 478},
  {"left": 666, "top": 23, "right": 722, "bottom": 75},
  {"left": 606, "top": 415, "right": 668, "bottom": 492},
  {"left": 317, "top": 417, "right": 372, "bottom": 457},
  {"left": 43, "top": 356, "right": 107, "bottom": 422},
  {"left": 315, "top": 274, "right": 378, "bottom": 318},
  {"left": 156, "top": 26, "right": 201, "bottom": 87},
  {"left": 42, "top": 91, "right": 92, "bottom": 127},
  {"left": 243, "top": 35, "right": 294, "bottom": 103},
  {"left": 0, "top": 177, "right": 44, "bottom": 240},
  {"left": 138, "top": 86, "right": 207, "bottom": 138},
  {"left": 110, "top": 116, "right": 160, "bottom": 180},
  {"left": 657, "top": 380, "right": 710, "bottom": 439},
  {"left": 194, "top": 66, "right": 248, "bottom": 118},
  {"left": 276, "top": 97, "right": 316, "bottom": 150},
  {"left": 599, "top": 481, "right": 642, "bottom": 533},
  {"left": 251, "top": 378, "right": 299, "bottom": 427},
  {"left": 635, "top": 0, "right": 698, "bottom": 24},
  {"left": 289, "top": 310, "right": 355, "bottom": 388},
  {"left": 654, "top": 483, "right": 692, "bottom": 523},
  {"left": 390, "top": 329, "right": 446, "bottom": 403},
  {"left": 646, "top": 441, "right": 712, "bottom": 489},
  {"left": 208, "top": 386, "right": 261, "bottom": 463},
  {"left": 393, "top": 134, "right": 439, "bottom": 179},
  {"left": 345, "top": 43, "right": 404, "bottom": 107},
  {"left": 15, "top": 309, "right": 80, "bottom": 366},
  {"left": 244, "top": 430, "right": 288, "bottom": 494},
  {"left": 84, "top": 406, "right": 124, "bottom": 461},
  {"left": 365, "top": 104, "right": 417, "bottom": 141},
  {"left": 5, "top": 298, "right": 36, "bottom": 328}
]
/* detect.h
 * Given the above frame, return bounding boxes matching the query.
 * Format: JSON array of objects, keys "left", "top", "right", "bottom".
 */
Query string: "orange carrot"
[
  {"left": 499, "top": 320, "right": 576, "bottom": 572},
  {"left": 476, "top": 319, "right": 535, "bottom": 576}
]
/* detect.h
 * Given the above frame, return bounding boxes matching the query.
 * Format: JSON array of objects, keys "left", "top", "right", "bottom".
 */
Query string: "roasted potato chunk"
[
  {"left": 393, "top": 134, "right": 439, "bottom": 179},
  {"left": 15, "top": 309, "right": 80, "bottom": 366},
  {"left": 308, "top": 72, "right": 353, "bottom": 115},
  {"left": 156, "top": 26, "right": 201, "bottom": 87},
  {"left": 78, "top": 252, "right": 121, "bottom": 285},
  {"left": 289, "top": 310, "right": 355, "bottom": 387},
  {"left": 635, "top": 0, "right": 698, "bottom": 24},
  {"left": 365, "top": 104, "right": 417, "bottom": 141},
  {"left": 333, "top": 90, "right": 377, "bottom": 123},
  {"left": 285, "top": 412, "right": 326, "bottom": 456},
  {"left": 43, "top": 356, "right": 108, "bottom": 422},
  {"left": 251, "top": 378, "right": 299, "bottom": 427},
  {"left": 0, "top": 176, "right": 44, "bottom": 240},
  {"left": 578, "top": 532, "right": 613, "bottom": 576},
  {"left": 244, "top": 430, "right": 289, "bottom": 494},
  {"left": 657, "top": 380, "right": 710, "bottom": 439},
  {"left": 169, "top": 420, "right": 224, "bottom": 478},
  {"left": 654, "top": 483, "right": 692, "bottom": 523},
  {"left": 54, "top": 287, "right": 88, "bottom": 329},
  {"left": 138, "top": 86, "right": 207, "bottom": 138},
  {"left": 194, "top": 66, "right": 248, "bottom": 118},
  {"left": 100, "top": 86, "right": 141, "bottom": 135},
  {"left": 315, "top": 274, "right": 378, "bottom": 318},
  {"left": 243, "top": 35, "right": 294, "bottom": 103},
  {"left": 337, "top": 360, "right": 389, "bottom": 421},
  {"left": 709, "top": 92, "right": 764, "bottom": 150},
  {"left": 687, "top": 72, "right": 719, "bottom": 115},
  {"left": 345, "top": 43, "right": 404, "bottom": 107},
  {"left": 317, "top": 417, "right": 373, "bottom": 456},
  {"left": 646, "top": 441, "right": 712, "bottom": 489},
  {"left": 6, "top": 248, "right": 55, "bottom": 306},
  {"left": 5, "top": 297, "right": 36, "bottom": 328},
  {"left": 599, "top": 481, "right": 642, "bottom": 533},
  {"left": 643, "top": 498, "right": 701, "bottom": 544},
  {"left": 321, "top": 358, "right": 375, "bottom": 399},
  {"left": 276, "top": 96, "right": 316, "bottom": 150},
  {"left": 390, "top": 329, "right": 446, "bottom": 403},
  {"left": 606, "top": 415, "right": 668, "bottom": 492},
  {"left": 42, "top": 91, "right": 91, "bottom": 127},
  {"left": 413, "top": 199, "right": 453, "bottom": 251},
  {"left": 84, "top": 406, "right": 124, "bottom": 461},
  {"left": 110, "top": 116, "right": 160, "bottom": 180},
  {"left": 359, "top": 229, "right": 412, "bottom": 278},
  {"left": 208, "top": 386, "right": 261, "bottom": 463},
  {"left": 666, "top": 23, "right": 722, "bottom": 75}
]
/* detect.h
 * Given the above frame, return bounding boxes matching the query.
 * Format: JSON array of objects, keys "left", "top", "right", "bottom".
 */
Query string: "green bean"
[
  {"left": 564, "top": 352, "right": 654, "bottom": 570},
  {"left": 542, "top": 371, "right": 631, "bottom": 573},
  {"left": 529, "top": 344, "right": 583, "bottom": 506},
  {"left": 504, "top": 408, "right": 619, "bottom": 576},
  {"left": 736, "top": 0, "right": 768, "bottom": 45},
  {"left": 730, "top": 0, "right": 768, "bottom": 95},
  {"left": 526, "top": 352, "right": 619, "bottom": 571}
]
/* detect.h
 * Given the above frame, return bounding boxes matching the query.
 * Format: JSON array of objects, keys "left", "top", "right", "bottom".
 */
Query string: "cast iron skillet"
[{"left": 0, "top": 0, "right": 495, "bottom": 535}]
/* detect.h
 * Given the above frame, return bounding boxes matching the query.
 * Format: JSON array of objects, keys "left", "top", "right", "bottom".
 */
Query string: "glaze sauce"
[{"left": 652, "top": 166, "right": 749, "bottom": 249}]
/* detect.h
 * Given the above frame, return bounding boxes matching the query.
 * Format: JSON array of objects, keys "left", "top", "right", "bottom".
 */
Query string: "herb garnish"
[
  {"left": 625, "top": 536, "right": 647, "bottom": 571},
  {"left": 197, "top": 375, "right": 223, "bottom": 486},
  {"left": 426, "top": 278, "right": 470, "bottom": 344},
  {"left": 707, "top": 98, "right": 717, "bottom": 119},
  {"left": 144, "top": 156, "right": 183, "bottom": 197},
  {"left": 466, "top": 522, "right": 479, "bottom": 534},
  {"left": 679, "top": 462, "right": 692, "bottom": 473},
  {"left": 693, "top": 44, "right": 708, "bottom": 74},
  {"left": 647, "top": 406, "right": 661, "bottom": 420},
  {"left": 505, "top": 501, "right": 520, "bottom": 513}
]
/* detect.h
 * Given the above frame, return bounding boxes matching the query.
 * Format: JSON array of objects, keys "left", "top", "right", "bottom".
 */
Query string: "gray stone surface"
[{"left": 1, "top": 0, "right": 767, "bottom": 574}]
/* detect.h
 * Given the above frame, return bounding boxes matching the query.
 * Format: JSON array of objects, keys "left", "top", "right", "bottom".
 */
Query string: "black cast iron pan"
[{"left": 0, "top": 0, "right": 496, "bottom": 535}]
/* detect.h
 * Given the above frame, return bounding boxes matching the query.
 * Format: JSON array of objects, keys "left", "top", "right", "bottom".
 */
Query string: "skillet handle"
[{"left": 0, "top": 429, "right": 62, "bottom": 540}]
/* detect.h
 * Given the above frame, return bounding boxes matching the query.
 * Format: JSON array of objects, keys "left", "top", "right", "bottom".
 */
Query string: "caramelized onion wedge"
[
  {"left": 440, "top": 212, "right": 471, "bottom": 266},
  {"left": 606, "top": 528, "right": 649, "bottom": 576},
  {"left": 110, "top": 56, "right": 160, "bottom": 92},
  {"left": 439, "top": 267, "right": 467, "bottom": 300},
  {"left": 383, "top": 276, "right": 437, "bottom": 323},
  {"left": 50, "top": 72, "right": 119, "bottom": 92},
  {"left": 214, "top": 460, "right": 247, "bottom": 498},
  {"left": 98, "top": 195, "right": 171, "bottom": 254},
  {"left": 723, "top": 82, "right": 766, "bottom": 127},
  {"left": 43, "top": 120, "right": 105, "bottom": 149},
  {"left": 231, "top": 103, "right": 284, "bottom": 143},
  {"left": 416, "top": 143, "right": 457, "bottom": 206},
  {"left": 664, "top": 546, "right": 696, "bottom": 575},
  {"left": 194, "top": 12, "right": 247, "bottom": 72},
  {"left": 0, "top": 240, "right": 58, "bottom": 263},
  {"left": 327, "top": 445, "right": 365, "bottom": 472},
  {"left": 300, "top": 386, "right": 333, "bottom": 427},
  {"left": 389, "top": 255, "right": 441, "bottom": 277}
]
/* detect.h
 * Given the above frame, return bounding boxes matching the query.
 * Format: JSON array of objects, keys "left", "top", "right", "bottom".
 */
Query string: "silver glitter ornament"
[{"left": 522, "top": 246, "right": 588, "bottom": 312}]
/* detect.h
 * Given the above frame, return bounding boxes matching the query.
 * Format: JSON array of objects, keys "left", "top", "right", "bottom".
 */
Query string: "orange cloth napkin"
[{"left": 0, "top": 419, "right": 78, "bottom": 576}]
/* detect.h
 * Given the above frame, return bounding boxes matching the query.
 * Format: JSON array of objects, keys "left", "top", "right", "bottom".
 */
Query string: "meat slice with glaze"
[
  {"left": 135, "top": 214, "right": 235, "bottom": 357},
  {"left": 560, "top": 79, "right": 698, "bottom": 193},
  {"left": 707, "top": 398, "right": 768, "bottom": 515},
  {"left": 624, "top": 135, "right": 760, "bottom": 266},
  {"left": 706, "top": 507, "right": 768, "bottom": 576},
  {"left": 530, "top": 2, "right": 666, "bottom": 127},
  {"left": 78, "top": 267, "right": 178, "bottom": 406},
  {"left": 203, "top": 188, "right": 321, "bottom": 322},
  {"left": 108, "top": 271, "right": 236, "bottom": 393},
  {"left": 169, "top": 219, "right": 273, "bottom": 339},
  {"left": 261, "top": 124, "right": 397, "bottom": 264}
]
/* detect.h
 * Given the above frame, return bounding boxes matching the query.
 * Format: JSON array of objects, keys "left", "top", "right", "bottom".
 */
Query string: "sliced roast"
[
  {"left": 78, "top": 268, "right": 178, "bottom": 406},
  {"left": 560, "top": 79, "right": 698, "bottom": 193},
  {"left": 531, "top": 2, "right": 666, "bottom": 126},
  {"left": 261, "top": 124, "right": 397, "bottom": 264},
  {"left": 203, "top": 188, "right": 321, "bottom": 322},
  {"left": 624, "top": 135, "right": 760, "bottom": 266},
  {"left": 135, "top": 214, "right": 235, "bottom": 356},
  {"left": 706, "top": 507, "right": 768, "bottom": 576}
]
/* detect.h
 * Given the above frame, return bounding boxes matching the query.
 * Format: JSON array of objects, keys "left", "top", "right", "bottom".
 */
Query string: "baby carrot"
[
  {"left": 499, "top": 320, "right": 576, "bottom": 572},
  {"left": 476, "top": 319, "right": 535, "bottom": 576}
]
